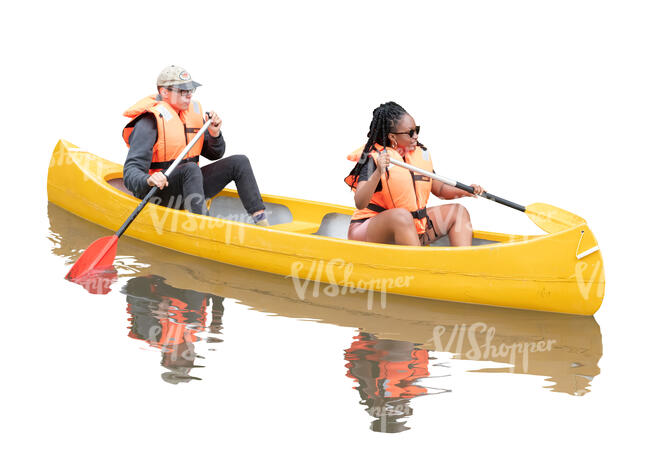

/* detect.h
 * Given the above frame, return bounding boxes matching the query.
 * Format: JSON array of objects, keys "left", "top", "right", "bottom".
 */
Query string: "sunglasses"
[{"left": 392, "top": 125, "right": 420, "bottom": 138}]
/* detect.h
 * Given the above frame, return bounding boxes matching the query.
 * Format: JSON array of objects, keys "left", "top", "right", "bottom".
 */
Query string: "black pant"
[{"left": 150, "top": 155, "right": 265, "bottom": 215}]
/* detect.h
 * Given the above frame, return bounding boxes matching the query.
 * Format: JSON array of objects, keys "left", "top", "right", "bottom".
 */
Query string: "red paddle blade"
[{"left": 65, "top": 235, "right": 119, "bottom": 280}]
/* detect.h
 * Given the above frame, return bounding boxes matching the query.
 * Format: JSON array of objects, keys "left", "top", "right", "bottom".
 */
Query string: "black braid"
[{"left": 345, "top": 101, "right": 427, "bottom": 188}]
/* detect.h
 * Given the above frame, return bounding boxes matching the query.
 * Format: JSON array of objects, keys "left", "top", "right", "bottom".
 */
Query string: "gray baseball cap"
[{"left": 157, "top": 65, "right": 202, "bottom": 90}]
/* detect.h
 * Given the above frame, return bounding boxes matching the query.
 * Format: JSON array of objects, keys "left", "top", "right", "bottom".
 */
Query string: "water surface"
[{"left": 46, "top": 203, "right": 603, "bottom": 434}]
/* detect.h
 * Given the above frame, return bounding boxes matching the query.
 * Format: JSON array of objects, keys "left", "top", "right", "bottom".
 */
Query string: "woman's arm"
[
  {"left": 354, "top": 170, "right": 382, "bottom": 209},
  {"left": 354, "top": 152, "right": 390, "bottom": 209},
  {"left": 432, "top": 180, "right": 484, "bottom": 199}
]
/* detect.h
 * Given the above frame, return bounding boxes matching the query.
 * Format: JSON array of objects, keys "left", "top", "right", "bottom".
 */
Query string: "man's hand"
[
  {"left": 206, "top": 111, "right": 222, "bottom": 137},
  {"left": 147, "top": 171, "right": 168, "bottom": 190}
]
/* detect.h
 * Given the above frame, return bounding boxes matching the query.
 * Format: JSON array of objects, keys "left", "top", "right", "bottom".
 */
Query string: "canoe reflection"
[
  {"left": 122, "top": 275, "right": 224, "bottom": 384},
  {"left": 345, "top": 332, "right": 450, "bottom": 433},
  {"left": 47, "top": 202, "right": 603, "bottom": 400}
]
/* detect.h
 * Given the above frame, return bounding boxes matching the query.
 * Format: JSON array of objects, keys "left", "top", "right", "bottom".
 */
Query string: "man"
[{"left": 122, "top": 65, "right": 268, "bottom": 225}]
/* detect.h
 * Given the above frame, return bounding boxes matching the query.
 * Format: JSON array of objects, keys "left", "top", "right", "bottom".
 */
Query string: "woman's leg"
[
  {"left": 348, "top": 208, "right": 420, "bottom": 246},
  {"left": 426, "top": 204, "right": 473, "bottom": 246}
]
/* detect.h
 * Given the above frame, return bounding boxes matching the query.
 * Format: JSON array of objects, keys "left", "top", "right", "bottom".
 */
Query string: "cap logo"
[{"left": 179, "top": 71, "right": 191, "bottom": 81}]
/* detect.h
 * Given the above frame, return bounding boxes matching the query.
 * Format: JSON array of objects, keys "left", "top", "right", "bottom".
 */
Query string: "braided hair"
[{"left": 346, "top": 101, "right": 427, "bottom": 188}]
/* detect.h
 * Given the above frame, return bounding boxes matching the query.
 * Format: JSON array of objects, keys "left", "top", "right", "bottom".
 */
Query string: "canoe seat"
[
  {"left": 107, "top": 178, "right": 134, "bottom": 197},
  {"left": 312, "top": 213, "right": 352, "bottom": 239},
  {"left": 208, "top": 196, "right": 292, "bottom": 226}
]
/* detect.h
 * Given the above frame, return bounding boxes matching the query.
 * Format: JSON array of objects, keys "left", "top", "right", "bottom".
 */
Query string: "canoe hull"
[{"left": 47, "top": 140, "right": 605, "bottom": 315}]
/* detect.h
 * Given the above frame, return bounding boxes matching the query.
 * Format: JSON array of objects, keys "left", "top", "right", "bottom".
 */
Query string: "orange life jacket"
[
  {"left": 344, "top": 144, "right": 434, "bottom": 234},
  {"left": 122, "top": 95, "right": 205, "bottom": 175}
]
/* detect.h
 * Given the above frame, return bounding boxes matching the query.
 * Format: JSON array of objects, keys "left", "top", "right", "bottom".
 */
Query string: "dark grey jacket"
[{"left": 123, "top": 113, "right": 226, "bottom": 198}]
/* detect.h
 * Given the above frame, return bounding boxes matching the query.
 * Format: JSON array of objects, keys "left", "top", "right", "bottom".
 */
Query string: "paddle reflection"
[
  {"left": 345, "top": 332, "right": 450, "bottom": 433},
  {"left": 122, "top": 275, "right": 224, "bottom": 384},
  {"left": 69, "top": 268, "right": 118, "bottom": 295}
]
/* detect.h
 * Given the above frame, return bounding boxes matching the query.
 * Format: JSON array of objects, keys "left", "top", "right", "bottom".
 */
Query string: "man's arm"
[
  {"left": 201, "top": 130, "right": 226, "bottom": 161},
  {"left": 123, "top": 114, "right": 157, "bottom": 197}
]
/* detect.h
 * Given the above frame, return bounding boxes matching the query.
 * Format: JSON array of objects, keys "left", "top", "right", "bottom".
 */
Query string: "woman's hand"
[
  {"left": 468, "top": 184, "right": 485, "bottom": 197},
  {"left": 377, "top": 150, "right": 390, "bottom": 175}
]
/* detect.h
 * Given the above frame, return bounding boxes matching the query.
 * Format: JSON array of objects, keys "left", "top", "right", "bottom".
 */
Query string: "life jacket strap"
[
  {"left": 150, "top": 155, "right": 199, "bottom": 171},
  {"left": 367, "top": 203, "right": 428, "bottom": 220},
  {"left": 411, "top": 207, "right": 428, "bottom": 219}
]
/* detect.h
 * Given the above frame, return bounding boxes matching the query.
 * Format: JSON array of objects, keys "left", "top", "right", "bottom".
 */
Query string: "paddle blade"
[
  {"left": 525, "top": 203, "right": 586, "bottom": 234},
  {"left": 65, "top": 235, "right": 119, "bottom": 280}
]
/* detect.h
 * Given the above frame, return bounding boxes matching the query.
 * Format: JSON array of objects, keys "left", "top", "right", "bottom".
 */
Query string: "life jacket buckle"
[{"left": 410, "top": 208, "right": 428, "bottom": 219}]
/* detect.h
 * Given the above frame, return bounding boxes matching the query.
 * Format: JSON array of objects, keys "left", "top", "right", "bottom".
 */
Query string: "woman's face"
[{"left": 389, "top": 114, "right": 419, "bottom": 154}]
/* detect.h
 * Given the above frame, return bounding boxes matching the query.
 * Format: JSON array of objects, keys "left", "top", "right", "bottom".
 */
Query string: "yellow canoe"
[{"left": 47, "top": 139, "right": 605, "bottom": 315}]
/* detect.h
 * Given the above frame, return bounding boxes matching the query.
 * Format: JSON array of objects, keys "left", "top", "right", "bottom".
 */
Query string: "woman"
[{"left": 345, "top": 102, "right": 484, "bottom": 247}]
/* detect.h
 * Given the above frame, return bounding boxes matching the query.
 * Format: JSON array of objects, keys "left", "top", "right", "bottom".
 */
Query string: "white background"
[{"left": 2, "top": 0, "right": 649, "bottom": 453}]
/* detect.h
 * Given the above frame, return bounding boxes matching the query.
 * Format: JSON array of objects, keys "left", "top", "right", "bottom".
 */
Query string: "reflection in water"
[
  {"left": 47, "top": 202, "right": 604, "bottom": 426},
  {"left": 71, "top": 268, "right": 118, "bottom": 295},
  {"left": 345, "top": 332, "right": 450, "bottom": 433},
  {"left": 424, "top": 318, "right": 601, "bottom": 395},
  {"left": 122, "top": 275, "right": 225, "bottom": 384},
  {"left": 48, "top": 227, "right": 118, "bottom": 294}
]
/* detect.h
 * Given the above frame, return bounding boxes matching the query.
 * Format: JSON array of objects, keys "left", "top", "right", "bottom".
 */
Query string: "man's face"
[{"left": 160, "top": 87, "right": 193, "bottom": 112}]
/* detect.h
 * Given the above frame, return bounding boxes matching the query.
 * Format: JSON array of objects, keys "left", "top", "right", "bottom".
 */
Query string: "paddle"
[
  {"left": 388, "top": 158, "right": 585, "bottom": 234},
  {"left": 66, "top": 119, "right": 214, "bottom": 281}
]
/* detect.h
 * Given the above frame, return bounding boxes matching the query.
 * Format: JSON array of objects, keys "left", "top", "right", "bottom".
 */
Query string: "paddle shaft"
[
  {"left": 115, "top": 120, "right": 213, "bottom": 237},
  {"left": 388, "top": 158, "right": 526, "bottom": 212}
]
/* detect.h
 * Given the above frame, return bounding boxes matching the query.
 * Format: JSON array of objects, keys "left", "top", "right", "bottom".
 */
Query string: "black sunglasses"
[{"left": 391, "top": 125, "right": 420, "bottom": 138}]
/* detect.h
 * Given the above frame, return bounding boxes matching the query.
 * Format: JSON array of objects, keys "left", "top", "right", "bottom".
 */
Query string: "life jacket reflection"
[
  {"left": 122, "top": 275, "right": 225, "bottom": 383},
  {"left": 344, "top": 332, "right": 430, "bottom": 433},
  {"left": 345, "top": 144, "right": 434, "bottom": 234},
  {"left": 122, "top": 95, "right": 205, "bottom": 175}
]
